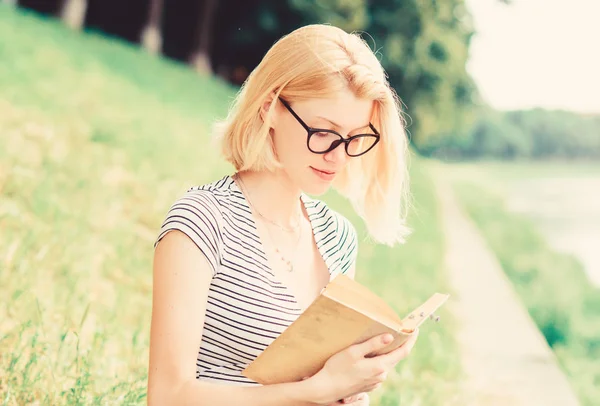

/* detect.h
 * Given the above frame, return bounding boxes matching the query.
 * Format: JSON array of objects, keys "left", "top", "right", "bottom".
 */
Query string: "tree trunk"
[
  {"left": 59, "top": 0, "right": 87, "bottom": 30},
  {"left": 141, "top": 0, "right": 164, "bottom": 54},
  {"left": 190, "top": 0, "right": 217, "bottom": 73}
]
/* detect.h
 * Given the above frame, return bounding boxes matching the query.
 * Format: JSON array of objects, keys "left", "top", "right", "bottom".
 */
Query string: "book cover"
[{"left": 242, "top": 274, "right": 449, "bottom": 385}]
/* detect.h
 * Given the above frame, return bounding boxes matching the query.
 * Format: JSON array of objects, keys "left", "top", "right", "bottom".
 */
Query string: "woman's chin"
[
  {"left": 301, "top": 180, "right": 332, "bottom": 197},
  {"left": 292, "top": 169, "right": 336, "bottom": 196}
]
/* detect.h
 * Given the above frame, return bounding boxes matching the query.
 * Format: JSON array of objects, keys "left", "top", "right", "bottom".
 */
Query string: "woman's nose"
[{"left": 323, "top": 141, "right": 348, "bottom": 164}]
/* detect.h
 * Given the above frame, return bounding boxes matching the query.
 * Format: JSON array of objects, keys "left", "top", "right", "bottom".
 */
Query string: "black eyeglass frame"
[{"left": 278, "top": 97, "right": 381, "bottom": 157}]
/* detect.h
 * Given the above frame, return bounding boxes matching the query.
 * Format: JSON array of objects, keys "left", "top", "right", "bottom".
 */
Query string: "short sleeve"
[
  {"left": 154, "top": 189, "right": 223, "bottom": 277},
  {"left": 337, "top": 215, "right": 358, "bottom": 275}
]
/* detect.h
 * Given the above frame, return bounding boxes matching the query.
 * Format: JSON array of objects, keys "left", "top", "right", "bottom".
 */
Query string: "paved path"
[{"left": 433, "top": 170, "right": 581, "bottom": 406}]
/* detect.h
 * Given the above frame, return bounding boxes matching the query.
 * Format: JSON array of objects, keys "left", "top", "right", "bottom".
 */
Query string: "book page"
[{"left": 323, "top": 274, "right": 403, "bottom": 330}]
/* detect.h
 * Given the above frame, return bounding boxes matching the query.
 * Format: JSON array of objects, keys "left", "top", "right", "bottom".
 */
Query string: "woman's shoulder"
[
  {"left": 301, "top": 195, "right": 358, "bottom": 253},
  {"left": 185, "top": 174, "right": 236, "bottom": 198},
  {"left": 154, "top": 175, "right": 237, "bottom": 275},
  {"left": 160, "top": 174, "right": 243, "bottom": 229},
  {"left": 302, "top": 195, "right": 359, "bottom": 274},
  {"left": 170, "top": 174, "right": 240, "bottom": 211}
]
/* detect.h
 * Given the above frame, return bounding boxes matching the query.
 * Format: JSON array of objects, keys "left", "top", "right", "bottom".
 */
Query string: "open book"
[{"left": 242, "top": 274, "right": 449, "bottom": 384}]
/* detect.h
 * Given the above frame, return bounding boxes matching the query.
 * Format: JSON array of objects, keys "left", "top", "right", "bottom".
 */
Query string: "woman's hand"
[
  {"left": 327, "top": 392, "right": 369, "bottom": 405},
  {"left": 307, "top": 330, "right": 419, "bottom": 405}
]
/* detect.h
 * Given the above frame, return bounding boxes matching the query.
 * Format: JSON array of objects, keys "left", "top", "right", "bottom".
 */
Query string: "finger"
[
  {"left": 350, "top": 394, "right": 368, "bottom": 405},
  {"left": 380, "top": 330, "right": 419, "bottom": 363},
  {"left": 399, "top": 329, "right": 419, "bottom": 351},
  {"left": 363, "top": 382, "right": 383, "bottom": 392},
  {"left": 402, "top": 329, "right": 419, "bottom": 350},
  {"left": 350, "top": 333, "right": 394, "bottom": 358},
  {"left": 354, "top": 393, "right": 366, "bottom": 402},
  {"left": 342, "top": 395, "right": 358, "bottom": 403},
  {"left": 344, "top": 392, "right": 368, "bottom": 402}
]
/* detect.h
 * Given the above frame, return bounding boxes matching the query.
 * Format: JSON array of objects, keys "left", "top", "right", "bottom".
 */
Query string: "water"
[{"left": 505, "top": 177, "right": 600, "bottom": 286}]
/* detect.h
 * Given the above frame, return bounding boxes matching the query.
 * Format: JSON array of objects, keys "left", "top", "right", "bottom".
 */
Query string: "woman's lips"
[{"left": 311, "top": 167, "right": 336, "bottom": 181}]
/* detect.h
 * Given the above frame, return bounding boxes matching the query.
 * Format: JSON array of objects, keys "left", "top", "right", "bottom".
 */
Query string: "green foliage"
[
  {"left": 289, "top": 0, "right": 369, "bottom": 31},
  {"left": 366, "top": 0, "right": 477, "bottom": 146},
  {"left": 454, "top": 180, "right": 600, "bottom": 406},
  {"left": 505, "top": 109, "right": 600, "bottom": 158},
  {"left": 424, "top": 108, "right": 600, "bottom": 160}
]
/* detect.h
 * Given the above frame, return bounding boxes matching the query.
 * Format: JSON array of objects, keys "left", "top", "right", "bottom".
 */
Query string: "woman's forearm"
[{"left": 166, "top": 376, "right": 327, "bottom": 406}]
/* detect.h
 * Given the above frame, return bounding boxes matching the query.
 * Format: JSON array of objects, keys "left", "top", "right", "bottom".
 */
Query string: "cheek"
[{"left": 272, "top": 125, "right": 310, "bottom": 163}]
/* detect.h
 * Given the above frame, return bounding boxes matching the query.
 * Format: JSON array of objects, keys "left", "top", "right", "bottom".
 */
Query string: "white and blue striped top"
[{"left": 155, "top": 174, "right": 358, "bottom": 385}]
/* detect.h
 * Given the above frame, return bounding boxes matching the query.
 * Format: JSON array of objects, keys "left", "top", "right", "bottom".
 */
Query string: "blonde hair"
[{"left": 215, "top": 24, "right": 411, "bottom": 246}]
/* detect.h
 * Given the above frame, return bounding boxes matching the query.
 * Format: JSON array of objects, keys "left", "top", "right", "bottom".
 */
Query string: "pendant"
[
  {"left": 284, "top": 258, "right": 293, "bottom": 272},
  {"left": 275, "top": 247, "right": 294, "bottom": 272}
]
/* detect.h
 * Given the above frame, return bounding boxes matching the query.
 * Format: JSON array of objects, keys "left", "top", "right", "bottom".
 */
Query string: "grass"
[
  {"left": 453, "top": 179, "right": 600, "bottom": 406},
  {"left": 0, "top": 5, "right": 461, "bottom": 405}
]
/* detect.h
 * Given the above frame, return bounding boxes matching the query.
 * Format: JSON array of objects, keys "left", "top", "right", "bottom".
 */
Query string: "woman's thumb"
[{"left": 356, "top": 333, "right": 393, "bottom": 357}]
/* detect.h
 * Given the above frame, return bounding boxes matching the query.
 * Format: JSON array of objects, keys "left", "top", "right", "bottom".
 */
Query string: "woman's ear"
[{"left": 259, "top": 93, "right": 277, "bottom": 124}]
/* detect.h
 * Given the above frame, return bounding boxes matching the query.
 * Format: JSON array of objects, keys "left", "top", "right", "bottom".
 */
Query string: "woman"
[{"left": 147, "top": 24, "right": 416, "bottom": 405}]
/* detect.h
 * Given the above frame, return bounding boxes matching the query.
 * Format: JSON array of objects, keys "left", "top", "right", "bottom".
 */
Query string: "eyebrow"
[{"left": 316, "top": 116, "right": 370, "bottom": 132}]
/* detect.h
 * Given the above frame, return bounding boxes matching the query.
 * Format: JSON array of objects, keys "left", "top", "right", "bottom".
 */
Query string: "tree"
[
  {"left": 59, "top": 0, "right": 87, "bottom": 30},
  {"left": 141, "top": 0, "right": 164, "bottom": 54},
  {"left": 366, "top": 0, "right": 476, "bottom": 148},
  {"left": 84, "top": 0, "right": 150, "bottom": 44},
  {"left": 17, "top": 0, "right": 61, "bottom": 14},
  {"left": 287, "top": 0, "right": 368, "bottom": 32},
  {"left": 190, "top": 0, "right": 218, "bottom": 73}
]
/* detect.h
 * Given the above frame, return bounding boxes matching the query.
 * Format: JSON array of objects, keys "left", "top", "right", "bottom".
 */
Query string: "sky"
[{"left": 465, "top": 0, "right": 600, "bottom": 114}]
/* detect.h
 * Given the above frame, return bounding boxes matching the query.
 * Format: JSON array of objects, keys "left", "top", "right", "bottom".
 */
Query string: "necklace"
[
  {"left": 267, "top": 219, "right": 302, "bottom": 272},
  {"left": 235, "top": 174, "right": 302, "bottom": 272},
  {"left": 260, "top": 211, "right": 300, "bottom": 233},
  {"left": 236, "top": 175, "right": 301, "bottom": 233}
]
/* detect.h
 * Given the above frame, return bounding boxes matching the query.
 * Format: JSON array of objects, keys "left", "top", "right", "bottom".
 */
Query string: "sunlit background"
[{"left": 0, "top": 1, "right": 598, "bottom": 405}]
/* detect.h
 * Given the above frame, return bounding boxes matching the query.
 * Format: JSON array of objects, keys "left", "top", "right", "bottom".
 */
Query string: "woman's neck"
[{"left": 235, "top": 169, "right": 305, "bottom": 228}]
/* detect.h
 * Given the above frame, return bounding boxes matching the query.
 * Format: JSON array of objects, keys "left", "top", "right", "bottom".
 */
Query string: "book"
[{"left": 242, "top": 274, "right": 450, "bottom": 385}]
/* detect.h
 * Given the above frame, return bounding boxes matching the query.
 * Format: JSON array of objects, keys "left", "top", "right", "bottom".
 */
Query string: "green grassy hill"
[{"left": 0, "top": 5, "right": 460, "bottom": 404}]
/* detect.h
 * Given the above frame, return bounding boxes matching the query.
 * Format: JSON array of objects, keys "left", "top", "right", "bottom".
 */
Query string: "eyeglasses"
[{"left": 278, "top": 97, "right": 380, "bottom": 157}]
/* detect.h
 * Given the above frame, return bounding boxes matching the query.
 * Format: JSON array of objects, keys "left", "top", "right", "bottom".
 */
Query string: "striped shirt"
[{"left": 154, "top": 175, "right": 358, "bottom": 385}]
